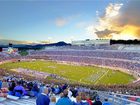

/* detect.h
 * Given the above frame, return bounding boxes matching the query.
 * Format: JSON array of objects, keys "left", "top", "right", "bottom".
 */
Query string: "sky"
[{"left": 0, "top": 0, "right": 138, "bottom": 43}]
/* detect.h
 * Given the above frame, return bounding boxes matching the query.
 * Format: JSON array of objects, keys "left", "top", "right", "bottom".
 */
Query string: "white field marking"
[{"left": 94, "top": 70, "right": 109, "bottom": 85}]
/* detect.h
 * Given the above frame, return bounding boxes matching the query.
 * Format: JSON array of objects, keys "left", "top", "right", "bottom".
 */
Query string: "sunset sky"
[{"left": 0, "top": 0, "right": 139, "bottom": 42}]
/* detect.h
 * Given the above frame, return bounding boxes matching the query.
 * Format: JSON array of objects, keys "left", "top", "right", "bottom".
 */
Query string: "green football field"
[{"left": 0, "top": 60, "right": 135, "bottom": 85}]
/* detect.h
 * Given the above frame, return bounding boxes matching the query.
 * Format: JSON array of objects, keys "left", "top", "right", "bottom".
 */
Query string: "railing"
[{"left": 98, "top": 91, "right": 140, "bottom": 105}]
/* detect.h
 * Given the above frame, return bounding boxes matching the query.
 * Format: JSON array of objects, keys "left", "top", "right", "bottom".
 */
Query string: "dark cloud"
[
  {"left": 95, "top": 29, "right": 120, "bottom": 38},
  {"left": 118, "top": 0, "right": 140, "bottom": 27}
]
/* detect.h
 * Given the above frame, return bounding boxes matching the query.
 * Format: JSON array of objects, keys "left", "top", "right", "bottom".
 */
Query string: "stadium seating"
[
  {"left": 28, "top": 49, "right": 140, "bottom": 76},
  {"left": 0, "top": 47, "right": 140, "bottom": 105}
]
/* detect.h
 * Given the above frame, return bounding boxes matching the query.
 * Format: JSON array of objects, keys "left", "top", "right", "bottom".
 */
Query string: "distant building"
[{"left": 71, "top": 39, "right": 110, "bottom": 46}]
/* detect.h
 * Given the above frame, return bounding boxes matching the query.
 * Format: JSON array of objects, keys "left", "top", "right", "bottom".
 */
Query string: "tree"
[{"left": 19, "top": 50, "right": 28, "bottom": 56}]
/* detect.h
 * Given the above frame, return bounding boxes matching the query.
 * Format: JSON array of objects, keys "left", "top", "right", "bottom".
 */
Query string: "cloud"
[
  {"left": 87, "top": 0, "right": 140, "bottom": 39},
  {"left": 117, "top": 0, "right": 140, "bottom": 27},
  {"left": 76, "top": 22, "right": 89, "bottom": 28},
  {"left": 96, "top": 11, "right": 99, "bottom": 16},
  {"left": 55, "top": 18, "right": 67, "bottom": 27},
  {"left": 86, "top": 25, "right": 98, "bottom": 39},
  {"left": 86, "top": 3, "right": 123, "bottom": 39},
  {"left": 55, "top": 14, "right": 81, "bottom": 27},
  {"left": 95, "top": 29, "right": 120, "bottom": 39}
]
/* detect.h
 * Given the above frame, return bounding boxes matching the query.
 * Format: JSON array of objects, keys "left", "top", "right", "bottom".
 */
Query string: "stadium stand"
[
  {"left": 0, "top": 72, "right": 139, "bottom": 105},
  {"left": 28, "top": 49, "right": 140, "bottom": 78},
  {"left": 0, "top": 47, "right": 140, "bottom": 105}
]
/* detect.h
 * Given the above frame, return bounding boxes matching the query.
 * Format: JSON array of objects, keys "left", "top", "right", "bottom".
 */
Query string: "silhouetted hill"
[
  {"left": 46, "top": 41, "right": 71, "bottom": 46},
  {"left": 0, "top": 41, "right": 71, "bottom": 50}
]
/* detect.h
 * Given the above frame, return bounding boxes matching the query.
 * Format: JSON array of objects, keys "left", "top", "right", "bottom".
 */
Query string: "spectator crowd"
[
  {"left": 0, "top": 71, "right": 112, "bottom": 105},
  {"left": 29, "top": 50, "right": 140, "bottom": 76},
  {"left": 0, "top": 49, "right": 140, "bottom": 104}
]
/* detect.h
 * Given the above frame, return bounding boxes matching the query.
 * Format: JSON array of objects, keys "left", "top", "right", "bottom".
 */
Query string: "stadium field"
[{"left": 0, "top": 60, "right": 135, "bottom": 85}]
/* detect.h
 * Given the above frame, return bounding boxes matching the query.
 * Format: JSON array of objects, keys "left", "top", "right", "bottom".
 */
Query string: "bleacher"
[
  {"left": 123, "top": 45, "right": 140, "bottom": 51},
  {"left": 0, "top": 48, "right": 140, "bottom": 105},
  {"left": 98, "top": 91, "right": 140, "bottom": 105},
  {"left": 0, "top": 97, "right": 36, "bottom": 105},
  {"left": 1, "top": 92, "right": 140, "bottom": 105}
]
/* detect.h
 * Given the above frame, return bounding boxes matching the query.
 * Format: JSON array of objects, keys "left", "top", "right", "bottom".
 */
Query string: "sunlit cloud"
[{"left": 87, "top": 0, "right": 140, "bottom": 40}]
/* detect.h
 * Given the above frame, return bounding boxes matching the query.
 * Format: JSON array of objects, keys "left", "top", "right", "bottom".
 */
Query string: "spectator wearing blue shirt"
[
  {"left": 103, "top": 98, "right": 111, "bottom": 105},
  {"left": 56, "top": 89, "right": 73, "bottom": 105},
  {"left": 31, "top": 83, "right": 39, "bottom": 97},
  {"left": 93, "top": 96, "right": 102, "bottom": 105},
  {"left": 0, "top": 80, "right": 2, "bottom": 89},
  {"left": 81, "top": 92, "right": 89, "bottom": 105},
  {"left": 14, "top": 81, "right": 26, "bottom": 97},
  {"left": 36, "top": 87, "right": 50, "bottom": 105}
]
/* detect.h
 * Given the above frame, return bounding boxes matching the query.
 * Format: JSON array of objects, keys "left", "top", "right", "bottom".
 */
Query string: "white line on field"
[{"left": 94, "top": 70, "right": 109, "bottom": 85}]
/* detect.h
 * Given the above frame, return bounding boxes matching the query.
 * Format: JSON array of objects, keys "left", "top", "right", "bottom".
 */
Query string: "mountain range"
[{"left": 0, "top": 39, "right": 71, "bottom": 49}]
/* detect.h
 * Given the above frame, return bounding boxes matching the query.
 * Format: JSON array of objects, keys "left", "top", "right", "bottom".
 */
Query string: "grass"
[{"left": 0, "top": 60, "right": 135, "bottom": 85}]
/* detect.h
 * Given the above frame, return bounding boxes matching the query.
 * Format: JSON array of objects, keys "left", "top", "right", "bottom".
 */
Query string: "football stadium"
[
  {"left": 0, "top": 42, "right": 140, "bottom": 105},
  {"left": 0, "top": 0, "right": 140, "bottom": 105}
]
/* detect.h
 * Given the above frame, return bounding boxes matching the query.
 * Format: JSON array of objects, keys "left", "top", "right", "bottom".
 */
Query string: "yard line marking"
[{"left": 94, "top": 70, "right": 109, "bottom": 85}]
